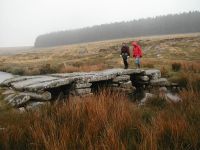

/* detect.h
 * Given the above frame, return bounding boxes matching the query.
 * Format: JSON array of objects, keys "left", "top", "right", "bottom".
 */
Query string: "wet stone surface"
[{"left": 0, "top": 68, "right": 172, "bottom": 110}]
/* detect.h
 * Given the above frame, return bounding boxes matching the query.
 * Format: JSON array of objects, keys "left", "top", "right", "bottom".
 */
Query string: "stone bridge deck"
[
  {"left": 0, "top": 68, "right": 169, "bottom": 110},
  {"left": 1, "top": 69, "right": 143, "bottom": 92}
]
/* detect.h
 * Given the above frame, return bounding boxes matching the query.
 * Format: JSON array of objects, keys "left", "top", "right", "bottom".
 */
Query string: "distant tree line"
[{"left": 34, "top": 11, "right": 200, "bottom": 47}]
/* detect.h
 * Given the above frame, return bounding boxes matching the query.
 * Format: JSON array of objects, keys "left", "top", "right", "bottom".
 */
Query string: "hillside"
[
  {"left": 0, "top": 33, "right": 200, "bottom": 149},
  {"left": 0, "top": 33, "right": 199, "bottom": 76},
  {"left": 34, "top": 11, "right": 200, "bottom": 47}
]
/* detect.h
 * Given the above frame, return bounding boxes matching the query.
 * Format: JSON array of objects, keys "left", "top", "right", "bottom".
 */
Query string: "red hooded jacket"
[{"left": 132, "top": 42, "right": 142, "bottom": 58}]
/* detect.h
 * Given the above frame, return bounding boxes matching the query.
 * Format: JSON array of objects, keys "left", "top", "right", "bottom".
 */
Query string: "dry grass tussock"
[
  {"left": 168, "top": 61, "right": 200, "bottom": 90},
  {"left": 0, "top": 84, "right": 200, "bottom": 150},
  {"left": 181, "top": 61, "right": 200, "bottom": 73},
  {"left": 59, "top": 63, "right": 108, "bottom": 73},
  {"left": 0, "top": 34, "right": 200, "bottom": 149}
]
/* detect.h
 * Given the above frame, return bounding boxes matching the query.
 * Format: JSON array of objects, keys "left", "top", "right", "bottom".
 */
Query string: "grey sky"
[{"left": 0, "top": 0, "right": 200, "bottom": 47}]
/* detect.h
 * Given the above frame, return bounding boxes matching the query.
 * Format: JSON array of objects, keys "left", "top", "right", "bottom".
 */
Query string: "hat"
[{"left": 131, "top": 42, "right": 137, "bottom": 46}]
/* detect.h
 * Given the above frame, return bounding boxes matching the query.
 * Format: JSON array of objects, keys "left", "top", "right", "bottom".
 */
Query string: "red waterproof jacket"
[{"left": 132, "top": 42, "right": 142, "bottom": 58}]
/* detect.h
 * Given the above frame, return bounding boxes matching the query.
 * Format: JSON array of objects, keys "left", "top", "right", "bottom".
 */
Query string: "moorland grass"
[
  {"left": 0, "top": 34, "right": 200, "bottom": 149},
  {"left": 0, "top": 62, "right": 199, "bottom": 150}
]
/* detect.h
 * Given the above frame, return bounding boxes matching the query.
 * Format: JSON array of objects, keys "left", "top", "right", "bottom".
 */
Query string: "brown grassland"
[{"left": 0, "top": 33, "right": 200, "bottom": 150}]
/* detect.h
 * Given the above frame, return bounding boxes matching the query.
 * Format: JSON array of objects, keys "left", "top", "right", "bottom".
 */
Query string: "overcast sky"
[{"left": 0, "top": 0, "right": 200, "bottom": 47}]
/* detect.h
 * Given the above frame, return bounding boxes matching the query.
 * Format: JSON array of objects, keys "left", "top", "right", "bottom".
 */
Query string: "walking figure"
[
  {"left": 132, "top": 42, "right": 143, "bottom": 68},
  {"left": 120, "top": 43, "right": 130, "bottom": 69}
]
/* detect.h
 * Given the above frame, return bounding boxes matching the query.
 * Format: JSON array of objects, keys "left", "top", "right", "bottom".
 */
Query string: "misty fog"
[{"left": 1, "top": 0, "right": 200, "bottom": 47}]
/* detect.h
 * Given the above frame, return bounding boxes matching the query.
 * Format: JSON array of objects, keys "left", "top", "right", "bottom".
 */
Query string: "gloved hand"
[{"left": 120, "top": 55, "right": 122, "bottom": 57}]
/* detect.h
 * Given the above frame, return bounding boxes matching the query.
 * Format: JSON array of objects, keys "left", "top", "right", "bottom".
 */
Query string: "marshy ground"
[
  {"left": 0, "top": 33, "right": 199, "bottom": 75},
  {"left": 0, "top": 33, "right": 200, "bottom": 150}
]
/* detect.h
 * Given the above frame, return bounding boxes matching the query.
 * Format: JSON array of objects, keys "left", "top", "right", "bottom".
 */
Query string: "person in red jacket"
[
  {"left": 120, "top": 43, "right": 130, "bottom": 69},
  {"left": 132, "top": 42, "right": 143, "bottom": 68}
]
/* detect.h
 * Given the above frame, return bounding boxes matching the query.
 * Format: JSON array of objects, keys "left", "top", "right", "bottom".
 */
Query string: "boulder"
[
  {"left": 145, "top": 69, "right": 161, "bottom": 80},
  {"left": 165, "top": 93, "right": 182, "bottom": 103},
  {"left": 140, "top": 93, "right": 155, "bottom": 105},
  {"left": 18, "top": 91, "right": 52, "bottom": 101},
  {"left": 119, "top": 81, "right": 132, "bottom": 88},
  {"left": 75, "top": 88, "right": 91, "bottom": 95},
  {"left": 150, "top": 78, "right": 170, "bottom": 86},
  {"left": 75, "top": 83, "right": 92, "bottom": 89},
  {"left": 112, "top": 86, "right": 136, "bottom": 93},
  {"left": 139, "top": 76, "right": 149, "bottom": 82},
  {"left": 4, "top": 93, "right": 16, "bottom": 102},
  {"left": 25, "top": 102, "right": 47, "bottom": 110},
  {"left": 9, "top": 95, "right": 31, "bottom": 107}
]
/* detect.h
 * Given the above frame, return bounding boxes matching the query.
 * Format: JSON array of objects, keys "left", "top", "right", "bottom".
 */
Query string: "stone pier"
[{"left": 0, "top": 68, "right": 170, "bottom": 110}]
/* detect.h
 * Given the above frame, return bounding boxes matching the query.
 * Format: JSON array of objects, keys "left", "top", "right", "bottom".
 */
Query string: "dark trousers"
[
  {"left": 122, "top": 53, "right": 129, "bottom": 69},
  {"left": 123, "top": 58, "right": 128, "bottom": 69}
]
